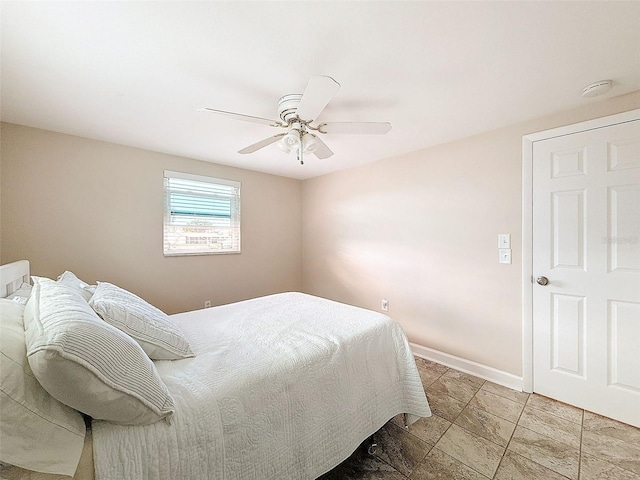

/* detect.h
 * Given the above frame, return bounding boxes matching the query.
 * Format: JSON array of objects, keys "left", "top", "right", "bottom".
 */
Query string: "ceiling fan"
[{"left": 199, "top": 75, "right": 391, "bottom": 165}]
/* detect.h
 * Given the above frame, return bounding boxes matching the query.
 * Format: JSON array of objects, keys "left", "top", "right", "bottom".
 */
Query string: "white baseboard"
[{"left": 410, "top": 342, "right": 524, "bottom": 392}]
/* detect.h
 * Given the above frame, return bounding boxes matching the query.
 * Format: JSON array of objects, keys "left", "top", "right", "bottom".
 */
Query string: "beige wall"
[
  {"left": 301, "top": 90, "right": 640, "bottom": 376},
  {"left": 2, "top": 92, "right": 639, "bottom": 375},
  {"left": 0, "top": 123, "right": 302, "bottom": 314}
]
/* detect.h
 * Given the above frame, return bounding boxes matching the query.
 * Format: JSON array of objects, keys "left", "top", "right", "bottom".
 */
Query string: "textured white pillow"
[
  {"left": 57, "top": 270, "right": 94, "bottom": 301},
  {"left": 90, "top": 281, "right": 194, "bottom": 360},
  {"left": 24, "top": 276, "right": 175, "bottom": 425},
  {"left": 0, "top": 299, "right": 86, "bottom": 476}
]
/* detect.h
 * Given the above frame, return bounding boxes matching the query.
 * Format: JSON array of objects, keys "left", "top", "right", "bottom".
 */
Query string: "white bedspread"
[{"left": 92, "top": 293, "right": 430, "bottom": 480}]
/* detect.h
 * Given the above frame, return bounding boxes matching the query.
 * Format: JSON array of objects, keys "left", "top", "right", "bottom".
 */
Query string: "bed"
[{"left": 0, "top": 260, "right": 430, "bottom": 480}]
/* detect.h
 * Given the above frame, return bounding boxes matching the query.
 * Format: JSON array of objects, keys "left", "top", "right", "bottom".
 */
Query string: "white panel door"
[{"left": 533, "top": 118, "right": 640, "bottom": 427}]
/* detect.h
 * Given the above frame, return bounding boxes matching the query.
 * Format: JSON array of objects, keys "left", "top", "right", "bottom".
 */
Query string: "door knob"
[{"left": 536, "top": 276, "right": 549, "bottom": 286}]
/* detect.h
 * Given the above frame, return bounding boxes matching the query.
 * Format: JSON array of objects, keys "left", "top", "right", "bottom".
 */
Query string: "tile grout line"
[
  {"left": 510, "top": 394, "right": 585, "bottom": 479},
  {"left": 506, "top": 423, "right": 580, "bottom": 478},
  {"left": 421, "top": 363, "right": 569, "bottom": 479},
  {"left": 521, "top": 394, "right": 584, "bottom": 479},
  {"left": 376, "top": 364, "right": 451, "bottom": 479},
  {"left": 407, "top": 365, "right": 486, "bottom": 477},
  {"left": 577, "top": 414, "right": 640, "bottom": 479},
  {"left": 434, "top": 377, "right": 509, "bottom": 480},
  {"left": 449, "top": 383, "right": 586, "bottom": 478},
  {"left": 577, "top": 410, "right": 584, "bottom": 480},
  {"left": 403, "top": 366, "right": 450, "bottom": 478},
  {"left": 491, "top": 390, "right": 531, "bottom": 479},
  {"left": 423, "top": 365, "right": 530, "bottom": 479},
  {"left": 334, "top": 358, "right": 640, "bottom": 480},
  {"left": 418, "top": 361, "right": 640, "bottom": 480}
]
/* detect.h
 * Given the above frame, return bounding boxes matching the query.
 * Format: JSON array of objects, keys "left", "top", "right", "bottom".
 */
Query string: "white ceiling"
[{"left": 2, "top": 1, "right": 639, "bottom": 180}]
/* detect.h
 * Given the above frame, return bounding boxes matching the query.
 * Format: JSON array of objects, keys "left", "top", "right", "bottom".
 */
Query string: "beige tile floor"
[{"left": 319, "top": 357, "right": 640, "bottom": 480}]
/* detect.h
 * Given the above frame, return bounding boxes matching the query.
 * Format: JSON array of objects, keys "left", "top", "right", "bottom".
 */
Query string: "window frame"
[{"left": 163, "top": 170, "right": 241, "bottom": 257}]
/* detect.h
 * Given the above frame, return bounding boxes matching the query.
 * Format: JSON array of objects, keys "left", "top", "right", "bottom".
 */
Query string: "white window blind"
[{"left": 164, "top": 170, "right": 241, "bottom": 256}]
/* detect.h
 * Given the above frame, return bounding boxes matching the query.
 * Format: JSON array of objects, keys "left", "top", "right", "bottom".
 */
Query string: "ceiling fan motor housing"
[{"left": 278, "top": 94, "right": 303, "bottom": 123}]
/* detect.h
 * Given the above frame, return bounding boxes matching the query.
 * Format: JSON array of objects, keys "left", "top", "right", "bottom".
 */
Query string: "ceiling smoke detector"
[{"left": 582, "top": 80, "right": 613, "bottom": 98}]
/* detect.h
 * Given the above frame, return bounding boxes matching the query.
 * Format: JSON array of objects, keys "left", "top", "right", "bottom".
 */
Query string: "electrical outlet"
[
  {"left": 204, "top": 300, "right": 211, "bottom": 308},
  {"left": 381, "top": 298, "right": 389, "bottom": 312}
]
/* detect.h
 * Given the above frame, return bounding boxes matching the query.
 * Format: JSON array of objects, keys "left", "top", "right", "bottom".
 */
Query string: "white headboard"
[{"left": 0, "top": 260, "right": 30, "bottom": 298}]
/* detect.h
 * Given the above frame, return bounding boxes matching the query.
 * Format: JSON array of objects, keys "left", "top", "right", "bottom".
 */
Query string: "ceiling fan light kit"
[
  {"left": 278, "top": 124, "right": 302, "bottom": 153},
  {"left": 200, "top": 75, "right": 392, "bottom": 165},
  {"left": 302, "top": 134, "right": 319, "bottom": 153}
]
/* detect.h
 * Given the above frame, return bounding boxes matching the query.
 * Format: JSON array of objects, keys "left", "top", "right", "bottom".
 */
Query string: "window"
[{"left": 163, "top": 171, "right": 241, "bottom": 256}]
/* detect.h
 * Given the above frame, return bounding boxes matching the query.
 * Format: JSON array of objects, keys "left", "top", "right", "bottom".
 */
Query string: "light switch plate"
[
  {"left": 499, "top": 248, "right": 512, "bottom": 264},
  {"left": 498, "top": 233, "right": 511, "bottom": 249}
]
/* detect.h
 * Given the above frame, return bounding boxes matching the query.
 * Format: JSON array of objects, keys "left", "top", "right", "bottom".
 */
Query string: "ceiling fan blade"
[
  {"left": 312, "top": 136, "right": 334, "bottom": 159},
  {"left": 199, "top": 108, "right": 284, "bottom": 127},
  {"left": 317, "top": 122, "right": 392, "bottom": 135},
  {"left": 295, "top": 76, "right": 340, "bottom": 122},
  {"left": 238, "top": 133, "right": 286, "bottom": 154}
]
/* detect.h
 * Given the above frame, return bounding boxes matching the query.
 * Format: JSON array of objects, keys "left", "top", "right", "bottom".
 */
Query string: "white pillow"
[
  {"left": 57, "top": 270, "right": 94, "bottom": 301},
  {"left": 7, "top": 282, "right": 32, "bottom": 305},
  {"left": 24, "top": 276, "right": 175, "bottom": 425},
  {"left": 0, "top": 299, "right": 86, "bottom": 476},
  {"left": 89, "top": 282, "right": 194, "bottom": 360}
]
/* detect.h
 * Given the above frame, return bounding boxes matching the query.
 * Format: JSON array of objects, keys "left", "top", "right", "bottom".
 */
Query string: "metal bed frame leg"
[
  {"left": 366, "top": 435, "right": 377, "bottom": 456},
  {"left": 367, "top": 414, "right": 410, "bottom": 456}
]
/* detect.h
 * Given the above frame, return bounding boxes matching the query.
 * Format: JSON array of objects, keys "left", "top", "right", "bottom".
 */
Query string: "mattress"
[{"left": 92, "top": 292, "right": 430, "bottom": 480}]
